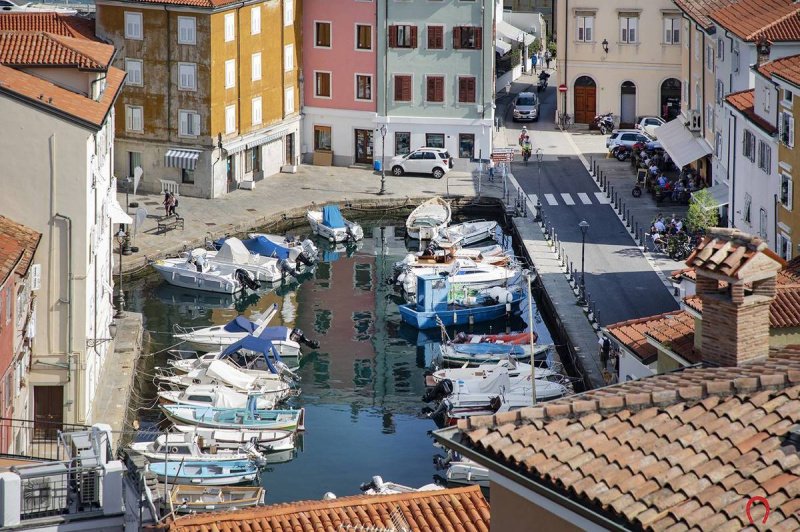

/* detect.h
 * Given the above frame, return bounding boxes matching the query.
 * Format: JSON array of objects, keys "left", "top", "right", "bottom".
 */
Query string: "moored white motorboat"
[
  {"left": 157, "top": 384, "right": 279, "bottom": 410},
  {"left": 428, "top": 358, "right": 562, "bottom": 386},
  {"left": 434, "top": 450, "right": 488, "bottom": 488},
  {"left": 161, "top": 402, "right": 305, "bottom": 432},
  {"left": 152, "top": 250, "right": 260, "bottom": 294},
  {"left": 247, "top": 233, "right": 319, "bottom": 264},
  {"left": 359, "top": 476, "right": 443, "bottom": 495},
  {"left": 157, "top": 360, "right": 295, "bottom": 402},
  {"left": 438, "top": 341, "right": 553, "bottom": 366},
  {"left": 399, "top": 259, "right": 523, "bottom": 299},
  {"left": 206, "top": 238, "right": 295, "bottom": 282},
  {"left": 433, "top": 220, "right": 497, "bottom": 247},
  {"left": 307, "top": 205, "right": 364, "bottom": 242},
  {"left": 129, "top": 432, "right": 264, "bottom": 464},
  {"left": 406, "top": 197, "right": 452, "bottom": 240},
  {"left": 172, "top": 426, "right": 296, "bottom": 453},
  {"left": 393, "top": 245, "right": 510, "bottom": 275}
]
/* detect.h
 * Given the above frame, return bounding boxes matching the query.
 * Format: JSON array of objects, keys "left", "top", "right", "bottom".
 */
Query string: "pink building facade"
[{"left": 301, "top": 0, "right": 377, "bottom": 167}]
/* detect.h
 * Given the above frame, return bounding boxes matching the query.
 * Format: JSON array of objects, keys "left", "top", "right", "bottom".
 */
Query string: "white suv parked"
[{"left": 390, "top": 147, "right": 453, "bottom": 179}]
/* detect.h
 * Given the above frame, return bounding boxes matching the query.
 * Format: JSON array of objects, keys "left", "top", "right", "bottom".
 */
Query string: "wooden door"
[
  {"left": 574, "top": 86, "right": 596, "bottom": 124},
  {"left": 354, "top": 129, "right": 374, "bottom": 164},
  {"left": 33, "top": 386, "right": 63, "bottom": 440}
]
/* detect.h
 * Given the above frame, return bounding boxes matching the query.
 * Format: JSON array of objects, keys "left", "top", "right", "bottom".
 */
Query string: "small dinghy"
[
  {"left": 434, "top": 450, "right": 488, "bottom": 488},
  {"left": 158, "top": 384, "right": 280, "bottom": 410},
  {"left": 153, "top": 250, "right": 260, "bottom": 294},
  {"left": 149, "top": 460, "right": 259, "bottom": 486},
  {"left": 307, "top": 205, "right": 364, "bottom": 242},
  {"left": 160, "top": 397, "right": 305, "bottom": 432},
  {"left": 406, "top": 197, "right": 452, "bottom": 240},
  {"left": 434, "top": 220, "right": 497, "bottom": 247},
  {"left": 129, "top": 432, "right": 264, "bottom": 464},
  {"left": 428, "top": 358, "right": 561, "bottom": 385},
  {"left": 359, "top": 475, "right": 443, "bottom": 495},
  {"left": 439, "top": 342, "right": 553, "bottom": 366},
  {"left": 170, "top": 485, "right": 264, "bottom": 514},
  {"left": 172, "top": 426, "right": 296, "bottom": 453}
]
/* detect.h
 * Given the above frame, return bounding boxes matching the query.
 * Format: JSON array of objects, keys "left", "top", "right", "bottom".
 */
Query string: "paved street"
[{"left": 498, "top": 73, "right": 680, "bottom": 325}]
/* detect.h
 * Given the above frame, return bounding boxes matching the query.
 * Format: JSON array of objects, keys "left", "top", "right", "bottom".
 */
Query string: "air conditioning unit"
[
  {"left": 686, "top": 110, "right": 702, "bottom": 132},
  {"left": 12, "top": 462, "right": 69, "bottom": 517}
]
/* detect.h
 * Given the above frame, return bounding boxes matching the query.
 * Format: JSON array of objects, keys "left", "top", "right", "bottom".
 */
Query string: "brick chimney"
[{"left": 687, "top": 228, "right": 784, "bottom": 367}]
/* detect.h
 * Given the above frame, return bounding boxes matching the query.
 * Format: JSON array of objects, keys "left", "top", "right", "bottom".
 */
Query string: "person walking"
[
  {"left": 163, "top": 191, "right": 172, "bottom": 216},
  {"left": 531, "top": 53, "right": 538, "bottom": 73},
  {"left": 505, "top": 82, "right": 511, "bottom": 97},
  {"left": 545, "top": 50, "right": 552, "bottom": 69},
  {"left": 488, "top": 159, "right": 495, "bottom": 180}
]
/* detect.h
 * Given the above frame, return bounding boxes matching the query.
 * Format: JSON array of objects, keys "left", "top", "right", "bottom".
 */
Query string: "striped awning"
[{"left": 164, "top": 148, "right": 202, "bottom": 170}]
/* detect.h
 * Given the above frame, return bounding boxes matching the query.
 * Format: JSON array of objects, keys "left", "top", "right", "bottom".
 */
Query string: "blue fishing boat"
[
  {"left": 160, "top": 395, "right": 305, "bottom": 432},
  {"left": 399, "top": 273, "right": 524, "bottom": 329},
  {"left": 148, "top": 460, "right": 259, "bottom": 485}
]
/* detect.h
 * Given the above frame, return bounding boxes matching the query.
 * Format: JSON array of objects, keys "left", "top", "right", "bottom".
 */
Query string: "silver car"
[
  {"left": 512, "top": 92, "right": 540, "bottom": 122},
  {"left": 605, "top": 130, "right": 651, "bottom": 150}
]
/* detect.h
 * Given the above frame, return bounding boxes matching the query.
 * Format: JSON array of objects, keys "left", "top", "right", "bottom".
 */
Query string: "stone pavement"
[{"left": 118, "top": 163, "right": 501, "bottom": 274}]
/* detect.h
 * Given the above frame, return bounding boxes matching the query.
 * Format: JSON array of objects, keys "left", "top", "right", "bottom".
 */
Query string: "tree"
[
  {"left": 510, "top": 49, "right": 521, "bottom": 67},
  {"left": 686, "top": 188, "right": 719, "bottom": 233},
  {"left": 530, "top": 37, "right": 542, "bottom": 56},
  {"left": 547, "top": 40, "right": 557, "bottom": 58}
]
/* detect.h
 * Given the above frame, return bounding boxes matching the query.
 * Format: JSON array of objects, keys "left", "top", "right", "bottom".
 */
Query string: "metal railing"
[{"left": 0, "top": 417, "right": 90, "bottom": 462}]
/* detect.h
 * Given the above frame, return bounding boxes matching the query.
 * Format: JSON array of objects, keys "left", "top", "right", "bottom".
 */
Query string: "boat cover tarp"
[
  {"left": 257, "top": 326, "right": 290, "bottom": 342},
  {"left": 322, "top": 205, "right": 346, "bottom": 229},
  {"left": 220, "top": 336, "right": 282, "bottom": 373},
  {"left": 452, "top": 343, "right": 526, "bottom": 356},
  {"left": 223, "top": 316, "right": 257, "bottom": 333},
  {"left": 207, "top": 360, "right": 257, "bottom": 391},
  {"left": 215, "top": 238, "right": 252, "bottom": 264},
  {"left": 242, "top": 236, "right": 290, "bottom": 260}
]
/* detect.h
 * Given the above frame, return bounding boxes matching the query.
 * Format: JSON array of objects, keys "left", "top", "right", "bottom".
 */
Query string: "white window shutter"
[
  {"left": 125, "top": 106, "right": 131, "bottom": 130},
  {"left": 192, "top": 113, "right": 200, "bottom": 136},
  {"left": 30, "top": 264, "right": 41, "bottom": 291},
  {"left": 585, "top": 18, "right": 592, "bottom": 41},
  {"left": 790, "top": 116, "right": 795, "bottom": 148},
  {"left": 179, "top": 111, "right": 188, "bottom": 135}
]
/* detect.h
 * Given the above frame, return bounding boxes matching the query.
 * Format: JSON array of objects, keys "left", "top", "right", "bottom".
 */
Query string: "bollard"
[
  {"left": 626, "top": 209, "right": 631, "bottom": 228},
  {"left": 568, "top": 262, "right": 574, "bottom": 282},
  {"left": 634, "top": 221, "right": 639, "bottom": 240}
]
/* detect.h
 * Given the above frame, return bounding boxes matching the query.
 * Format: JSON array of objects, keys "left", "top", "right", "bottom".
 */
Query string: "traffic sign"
[{"left": 558, "top": 84, "right": 568, "bottom": 92}]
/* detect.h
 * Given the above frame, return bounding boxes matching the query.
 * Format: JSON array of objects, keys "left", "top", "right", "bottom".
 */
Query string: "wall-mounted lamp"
[
  {"left": 87, "top": 321, "right": 118, "bottom": 348},
  {"left": 602, "top": 39, "right": 609, "bottom": 54}
]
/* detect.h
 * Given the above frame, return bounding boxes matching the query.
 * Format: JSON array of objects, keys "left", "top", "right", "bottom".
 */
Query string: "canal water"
[{"left": 125, "top": 220, "right": 554, "bottom": 503}]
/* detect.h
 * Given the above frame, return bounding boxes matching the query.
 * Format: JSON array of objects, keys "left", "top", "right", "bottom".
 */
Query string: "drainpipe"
[
  {"left": 563, "top": 0, "right": 568, "bottom": 116},
  {"left": 53, "top": 213, "right": 73, "bottom": 406},
  {"left": 729, "top": 114, "right": 736, "bottom": 227},
  {"left": 686, "top": 19, "right": 691, "bottom": 112},
  {"left": 165, "top": 6, "right": 172, "bottom": 141}
]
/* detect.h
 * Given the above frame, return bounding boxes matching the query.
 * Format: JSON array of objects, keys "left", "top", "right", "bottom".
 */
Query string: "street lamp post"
[
  {"left": 114, "top": 228, "right": 126, "bottom": 318},
  {"left": 577, "top": 220, "right": 589, "bottom": 306},
  {"left": 526, "top": 270, "right": 537, "bottom": 406},
  {"left": 379, "top": 124, "right": 388, "bottom": 195},
  {"left": 534, "top": 148, "right": 543, "bottom": 222}
]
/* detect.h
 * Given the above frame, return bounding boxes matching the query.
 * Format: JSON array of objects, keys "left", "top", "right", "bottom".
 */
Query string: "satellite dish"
[
  {"left": 133, "top": 166, "right": 143, "bottom": 195},
  {"left": 134, "top": 207, "right": 148, "bottom": 236}
]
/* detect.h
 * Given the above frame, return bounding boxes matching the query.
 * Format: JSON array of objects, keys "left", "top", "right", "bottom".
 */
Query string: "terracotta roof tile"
[
  {"left": 0, "top": 215, "right": 40, "bottom": 284},
  {"left": 673, "top": 0, "right": 738, "bottom": 30},
  {"left": 104, "top": 0, "right": 244, "bottom": 9},
  {"left": 724, "top": 89, "right": 779, "bottom": 135},
  {"left": 153, "top": 486, "right": 489, "bottom": 532},
  {"left": 605, "top": 310, "right": 696, "bottom": 364},
  {"left": 0, "top": 12, "right": 96, "bottom": 39},
  {"left": 0, "top": 32, "right": 112, "bottom": 70},
  {"left": 0, "top": 63, "right": 125, "bottom": 129},
  {"left": 709, "top": 0, "right": 800, "bottom": 42},
  {"left": 453, "top": 349, "right": 800, "bottom": 530},
  {"left": 687, "top": 228, "right": 784, "bottom": 279}
]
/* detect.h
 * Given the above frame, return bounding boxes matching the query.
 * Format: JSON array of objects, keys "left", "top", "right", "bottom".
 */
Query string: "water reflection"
[{"left": 127, "top": 222, "right": 553, "bottom": 503}]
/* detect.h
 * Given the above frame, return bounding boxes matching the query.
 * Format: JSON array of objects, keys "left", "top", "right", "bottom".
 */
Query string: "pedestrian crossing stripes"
[{"left": 525, "top": 191, "right": 613, "bottom": 207}]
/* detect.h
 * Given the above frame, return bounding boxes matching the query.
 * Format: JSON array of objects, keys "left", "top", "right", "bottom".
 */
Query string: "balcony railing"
[
  {"left": 0, "top": 417, "right": 91, "bottom": 461},
  {"left": 14, "top": 462, "right": 104, "bottom": 521}
]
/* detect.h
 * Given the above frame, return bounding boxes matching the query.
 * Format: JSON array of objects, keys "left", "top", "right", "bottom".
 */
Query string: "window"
[
  {"left": 786, "top": 89, "right": 794, "bottom": 103},
  {"left": 395, "top": 132, "right": 411, "bottom": 155},
  {"left": 314, "top": 125, "right": 332, "bottom": 151},
  {"left": 453, "top": 26, "right": 482, "bottom": 49},
  {"left": 705, "top": 103, "right": 714, "bottom": 131},
  {"left": 781, "top": 174, "right": 793, "bottom": 211},
  {"left": 743, "top": 130, "right": 756, "bottom": 162},
  {"left": 177, "top": 16, "right": 196, "bottom": 45},
  {"left": 763, "top": 85, "right": 771, "bottom": 113},
  {"left": 706, "top": 44, "right": 714, "bottom": 72},
  {"left": 124, "top": 59, "right": 142, "bottom": 86},
  {"left": 284, "top": 45, "right": 293, "bottom": 72},
  {"left": 716, "top": 79, "right": 724, "bottom": 105},
  {"left": 732, "top": 41, "right": 740, "bottom": 73},
  {"left": 182, "top": 168, "right": 194, "bottom": 184},
  {"left": 285, "top": 87, "right": 295, "bottom": 114},
  {"left": 781, "top": 111, "right": 795, "bottom": 147},
  {"left": 284, "top": 0, "right": 293, "bottom": 26},
  {"left": 124, "top": 12, "right": 142, "bottom": 40},
  {"left": 178, "top": 62, "right": 196, "bottom": 91},
  {"left": 225, "top": 105, "right": 236, "bottom": 134},
  {"left": 128, "top": 152, "right": 141, "bottom": 178},
  {"left": 252, "top": 96, "right": 262, "bottom": 126},
  {"left": 394, "top": 74, "right": 412, "bottom": 101},
  {"left": 779, "top": 233, "right": 792, "bottom": 260},
  {"left": 356, "top": 24, "right": 371, "bottom": 50},
  {"left": 744, "top": 193, "right": 752, "bottom": 224},
  {"left": 427, "top": 25, "right": 443, "bottom": 49},
  {"left": 620, "top": 16, "right": 638, "bottom": 44},
  {"left": 251, "top": 52, "right": 261, "bottom": 81},
  {"left": 458, "top": 76, "right": 476, "bottom": 103},
  {"left": 426, "top": 75, "right": 444, "bottom": 103},
  {"left": 356, "top": 74, "right": 372, "bottom": 101},
  {"left": 178, "top": 110, "right": 200, "bottom": 136},
  {"left": 759, "top": 207, "right": 768, "bottom": 239},
  {"left": 224, "top": 12, "right": 235, "bottom": 42},
  {"left": 715, "top": 132, "right": 722, "bottom": 158},
  {"left": 225, "top": 59, "right": 235, "bottom": 88},
  {"left": 251, "top": 6, "right": 260, "bottom": 35},
  {"left": 389, "top": 25, "right": 417, "bottom": 48},
  {"left": 315, "top": 71, "right": 331, "bottom": 98},
  {"left": 576, "top": 14, "right": 593, "bottom": 42},
  {"left": 716, "top": 37, "right": 724, "bottom": 60},
  {"left": 694, "top": 32, "right": 700, "bottom": 60},
  {"left": 758, "top": 140, "right": 771, "bottom": 174},
  {"left": 125, "top": 105, "right": 143, "bottom": 132},
  {"left": 664, "top": 17, "right": 679, "bottom": 44},
  {"left": 315, "top": 22, "right": 331, "bottom": 47},
  {"left": 245, "top": 147, "right": 261, "bottom": 174},
  {"left": 426, "top": 133, "right": 444, "bottom": 148}
]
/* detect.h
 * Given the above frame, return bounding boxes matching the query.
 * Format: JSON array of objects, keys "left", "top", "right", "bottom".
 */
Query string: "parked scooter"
[
  {"left": 537, "top": 71, "right": 550, "bottom": 92},
  {"left": 592, "top": 113, "right": 615, "bottom": 135},
  {"left": 611, "top": 144, "right": 631, "bottom": 162}
]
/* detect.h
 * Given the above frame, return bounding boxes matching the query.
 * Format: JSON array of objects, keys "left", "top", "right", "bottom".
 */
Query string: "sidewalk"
[{"left": 118, "top": 164, "right": 500, "bottom": 274}]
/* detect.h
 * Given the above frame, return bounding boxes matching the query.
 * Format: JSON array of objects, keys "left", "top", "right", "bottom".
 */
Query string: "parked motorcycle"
[
  {"left": 592, "top": 113, "right": 615, "bottom": 135},
  {"left": 611, "top": 145, "right": 631, "bottom": 162},
  {"left": 537, "top": 71, "right": 550, "bottom": 92}
]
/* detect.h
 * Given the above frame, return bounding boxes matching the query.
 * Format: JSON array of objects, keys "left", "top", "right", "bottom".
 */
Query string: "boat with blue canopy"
[
  {"left": 214, "top": 234, "right": 318, "bottom": 268},
  {"left": 307, "top": 205, "right": 364, "bottom": 242},
  {"left": 148, "top": 460, "right": 259, "bottom": 486}
]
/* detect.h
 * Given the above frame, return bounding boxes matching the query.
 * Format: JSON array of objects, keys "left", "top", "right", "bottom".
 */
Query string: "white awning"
[
  {"left": 108, "top": 196, "right": 133, "bottom": 225},
  {"left": 496, "top": 20, "right": 535, "bottom": 46},
  {"left": 696, "top": 182, "right": 730, "bottom": 208},
  {"left": 495, "top": 39, "right": 512, "bottom": 55},
  {"left": 247, "top": 129, "right": 287, "bottom": 149},
  {"left": 164, "top": 148, "right": 202, "bottom": 170},
  {"left": 224, "top": 129, "right": 289, "bottom": 155},
  {"left": 655, "top": 119, "right": 712, "bottom": 169}
]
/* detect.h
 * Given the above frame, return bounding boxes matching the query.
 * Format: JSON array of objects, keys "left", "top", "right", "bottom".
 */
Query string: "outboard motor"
[
  {"left": 422, "top": 379, "right": 453, "bottom": 403},
  {"left": 234, "top": 268, "right": 260, "bottom": 291},
  {"left": 301, "top": 239, "right": 319, "bottom": 261},
  {"left": 294, "top": 251, "right": 314, "bottom": 268},
  {"left": 359, "top": 476, "right": 385, "bottom": 493},
  {"left": 278, "top": 259, "right": 298, "bottom": 277},
  {"left": 489, "top": 396, "right": 503, "bottom": 412},
  {"left": 290, "top": 327, "right": 320, "bottom": 349},
  {"left": 427, "top": 401, "right": 450, "bottom": 428}
]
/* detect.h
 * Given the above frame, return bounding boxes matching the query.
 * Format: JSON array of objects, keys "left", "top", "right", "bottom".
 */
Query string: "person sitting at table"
[
  {"left": 649, "top": 162, "right": 660, "bottom": 176},
  {"left": 671, "top": 181, "right": 686, "bottom": 201},
  {"left": 657, "top": 174, "right": 668, "bottom": 189}
]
